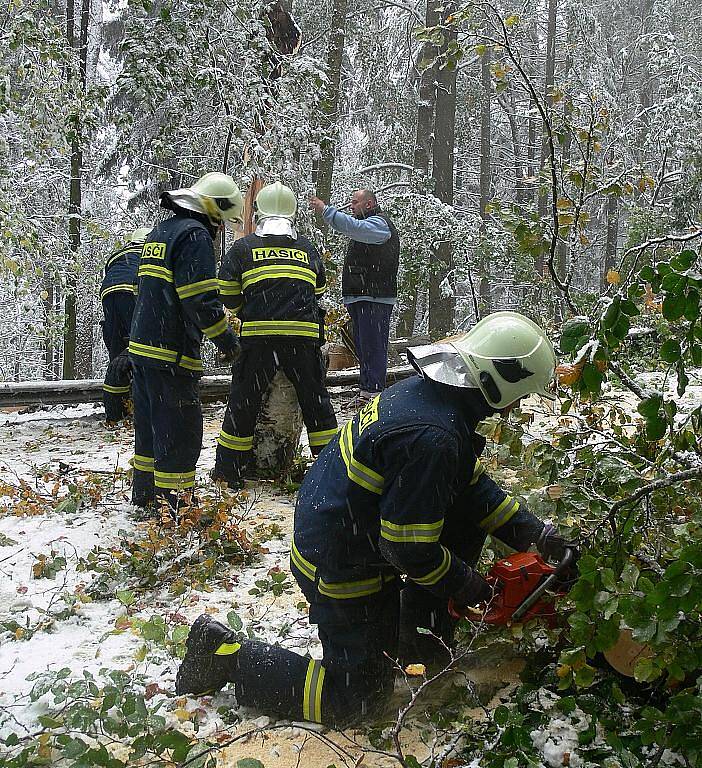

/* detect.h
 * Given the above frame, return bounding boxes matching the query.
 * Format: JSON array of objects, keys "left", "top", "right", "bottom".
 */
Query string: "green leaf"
[
  {"left": 38, "top": 715, "right": 64, "bottom": 729},
  {"left": 504, "top": 759, "right": 519, "bottom": 768},
  {"left": 639, "top": 265, "right": 656, "bottom": 282},
  {"left": 116, "top": 590, "right": 135, "bottom": 607},
  {"left": 560, "top": 318, "right": 590, "bottom": 353},
  {"left": 684, "top": 289, "right": 700, "bottom": 321},
  {"left": 671, "top": 250, "right": 697, "bottom": 270},
  {"left": 633, "top": 657, "right": 659, "bottom": 683},
  {"left": 494, "top": 705, "right": 510, "bottom": 726},
  {"left": 557, "top": 696, "right": 577, "bottom": 714},
  {"left": 645, "top": 415, "right": 666, "bottom": 441},
  {"left": 227, "top": 611, "right": 243, "bottom": 631},
  {"left": 660, "top": 339, "right": 682, "bottom": 363},
  {"left": 637, "top": 395, "right": 662, "bottom": 419},
  {"left": 662, "top": 293, "right": 686, "bottom": 321},
  {"left": 581, "top": 363, "right": 603, "bottom": 393},
  {"left": 574, "top": 664, "right": 596, "bottom": 687},
  {"left": 620, "top": 299, "right": 640, "bottom": 316}
]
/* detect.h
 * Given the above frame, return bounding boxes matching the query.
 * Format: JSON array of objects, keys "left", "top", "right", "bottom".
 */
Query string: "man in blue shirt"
[{"left": 310, "top": 190, "right": 400, "bottom": 399}]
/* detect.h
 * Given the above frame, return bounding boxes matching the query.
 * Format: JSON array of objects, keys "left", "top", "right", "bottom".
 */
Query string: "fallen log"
[{"left": 0, "top": 365, "right": 415, "bottom": 409}]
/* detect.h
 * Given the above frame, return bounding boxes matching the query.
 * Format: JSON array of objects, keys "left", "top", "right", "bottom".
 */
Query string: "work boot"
[
  {"left": 175, "top": 614, "right": 241, "bottom": 696},
  {"left": 209, "top": 468, "right": 244, "bottom": 491}
]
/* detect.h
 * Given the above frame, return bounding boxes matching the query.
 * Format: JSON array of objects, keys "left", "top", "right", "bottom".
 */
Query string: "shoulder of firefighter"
[
  {"left": 218, "top": 233, "right": 326, "bottom": 343},
  {"left": 293, "top": 377, "right": 545, "bottom": 604},
  {"left": 128, "top": 215, "right": 237, "bottom": 377},
  {"left": 100, "top": 242, "right": 142, "bottom": 302}
]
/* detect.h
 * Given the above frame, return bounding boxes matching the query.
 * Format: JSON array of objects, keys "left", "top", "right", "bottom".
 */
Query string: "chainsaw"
[{"left": 448, "top": 548, "right": 576, "bottom": 625}]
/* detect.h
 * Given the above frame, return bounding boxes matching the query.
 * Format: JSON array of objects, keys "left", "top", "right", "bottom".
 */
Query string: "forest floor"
[{"left": 0, "top": 376, "right": 697, "bottom": 767}]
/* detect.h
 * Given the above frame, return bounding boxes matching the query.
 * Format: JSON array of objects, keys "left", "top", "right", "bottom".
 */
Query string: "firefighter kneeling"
[{"left": 177, "top": 312, "right": 578, "bottom": 726}]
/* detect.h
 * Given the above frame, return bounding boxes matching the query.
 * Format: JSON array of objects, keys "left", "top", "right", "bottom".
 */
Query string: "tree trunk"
[
  {"left": 400, "top": 0, "right": 440, "bottom": 340},
  {"left": 252, "top": 371, "right": 305, "bottom": 477},
  {"left": 63, "top": 0, "right": 89, "bottom": 379},
  {"left": 43, "top": 280, "right": 55, "bottom": 380},
  {"left": 413, "top": 0, "right": 439, "bottom": 177},
  {"left": 478, "top": 47, "right": 492, "bottom": 315},
  {"left": 314, "top": 0, "right": 348, "bottom": 233},
  {"left": 428, "top": 3, "right": 457, "bottom": 338},
  {"left": 536, "top": 0, "right": 557, "bottom": 278}
]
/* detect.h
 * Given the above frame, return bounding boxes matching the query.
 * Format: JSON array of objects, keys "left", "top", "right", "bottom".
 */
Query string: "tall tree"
[
  {"left": 428, "top": 3, "right": 458, "bottom": 338},
  {"left": 313, "top": 0, "right": 348, "bottom": 233},
  {"left": 63, "top": 0, "right": 90, "bottom": 379}
]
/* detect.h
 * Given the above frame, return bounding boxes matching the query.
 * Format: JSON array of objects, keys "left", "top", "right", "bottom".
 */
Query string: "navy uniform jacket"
[
  {"left": 293, "top": 375, "right": 544, "bottom": 603},
  {"left": 100, "top": 242, "right": 140, "bottom": 301},
  {"left": 218, "top": 232, "right": 326, "bottom": 343},
  {"left": 129, "top": 214, "right": 238, "bottom": 377}
]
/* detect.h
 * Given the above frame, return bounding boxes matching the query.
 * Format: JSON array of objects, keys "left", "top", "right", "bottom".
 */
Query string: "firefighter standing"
[
  {"left": 100, "top": 227, "right": 150, "bottom": 423},
  {"left": 212, "top": 182, "right": 338, "bottom": 489},
  {"left": 128, "top": 173, "right": 243, "bottom": 511},
  {"left": 177, "top": 312, "right": 578, "bottom": 726}
]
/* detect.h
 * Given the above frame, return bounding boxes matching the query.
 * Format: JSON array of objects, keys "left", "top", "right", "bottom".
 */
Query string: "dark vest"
[{"left": 341, "top": 209, "right": 400, "bottom": 298}]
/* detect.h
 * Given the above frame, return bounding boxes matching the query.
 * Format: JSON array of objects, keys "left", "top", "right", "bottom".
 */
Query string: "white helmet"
[
  {"left": 408, "top": 312, "right": 556, "bottom": 408},
  {"left": 166, "top": 172, "right": 244, "bottom": 225},
  {"left": 255, "top": 181, "right": 297, "bottom": 221}
]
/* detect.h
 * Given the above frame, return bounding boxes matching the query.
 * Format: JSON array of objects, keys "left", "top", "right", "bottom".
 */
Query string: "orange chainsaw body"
[{"left": 482, "top": 552, "right": 560, "bottom": 625}]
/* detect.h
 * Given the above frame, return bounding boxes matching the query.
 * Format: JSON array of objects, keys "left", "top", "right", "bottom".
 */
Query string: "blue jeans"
[{"left": 347, "top": 301, "right": 393, "bottom": 393}]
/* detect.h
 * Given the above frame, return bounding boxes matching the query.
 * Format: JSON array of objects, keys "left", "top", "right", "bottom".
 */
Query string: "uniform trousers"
[
  {"left": 214, "top": 342, "right": 337, "bottom": 485},
  {"left": 101, "top": 293, "right": 135, "bottom": 421},
  {"left": 131, "top": 365, "right": 202, "bottom": 508}
]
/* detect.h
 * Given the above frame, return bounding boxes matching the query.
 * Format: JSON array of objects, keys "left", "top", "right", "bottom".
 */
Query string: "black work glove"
[
  {"left": 111, "top": 351, "right": 131, "bottom": 379},
  {"left": 217, "top": 336, "right": 241, "bottom": 365},
  {"left": 451, "top": 567, "right": 494, "bottom": 610},
  {"left": 537, "top": 524, "right": 580, "bottom": 588}
]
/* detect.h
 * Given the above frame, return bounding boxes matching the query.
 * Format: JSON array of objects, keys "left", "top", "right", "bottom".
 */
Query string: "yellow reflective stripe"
[
  {"left": 103, "top": 383, "right": 130, "bottom": 394},
  {"left": 314, "top": 283, "right": 326, "bottom": 296},
  {"left": 214, "top": 642, "right": 241, "bottom": 656},
  {"left": 138, "top": 264, "right": 174, "bottom": 282},
  {"left": 202, "top": 317, "right": 228, "bottom": 339},
  {"left": 380, "top": 518, "right": 443, "bottom": 543},
  {"left": 241, "top": 264, "right": 317, "bottom": 290},
  {"left": 470, "top": 459, "right": 485, "bottom": 486},
  {"left": 131, "top": 455, "right": 154, "bottom": 472},
  {"left": 303, "top": 659, "right": 325, "bottom": 723},
  {"left": 217, "top": 431, "right": 254, "bottom": 451},
  {"left": 339, "top": 421, "right": 384, "bottom": 494},
  {"left": 412, "top": 546, "right": 452, "bottom": 586},
  {"left": 479, "top": 495, "right": 520, "bottom": 534},
  {"left": 179, "top": 355, "right": 203, "bottom": 372},
  {"left": 128, "top": 341, "right": 178, "bottom": 362},
  {"left": 308, "top": 427, "right": 338, "bottom": 447},
  {"left": 100, "top": 284, "right": 136, "bottom": 300},
  {"left": 240, "top": 320, "right": 319, "bottom": 338},
  {"left": 154, "top": 470, "right": 196, "bottom": 489},
  {"left": 176, "top": 278, "right": 218, "bottom": 299},
  {"left": 218, "top": 279, "right": 242, "bottom": 296},
  {"left": 291, "top": 539, "right": 317, "bottom": 581},
  {"left": 318, "top": 574, "right": 384, "bottom": 599}
]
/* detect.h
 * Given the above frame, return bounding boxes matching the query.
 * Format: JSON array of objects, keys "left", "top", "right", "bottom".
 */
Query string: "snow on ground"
[
  {"left": 7, "top": 375, "right": 688, "bottom": 765},
  {"left": 2, "top": 395, "right": 521, "bottom": 766}
]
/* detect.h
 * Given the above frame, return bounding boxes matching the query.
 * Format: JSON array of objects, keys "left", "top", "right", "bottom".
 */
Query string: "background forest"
[
  {"left": 2, "top": 0, "right": 701, "bottom": 381},
  {"left": 2, "top": 0, "right": 702, "bottom": 767}
]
